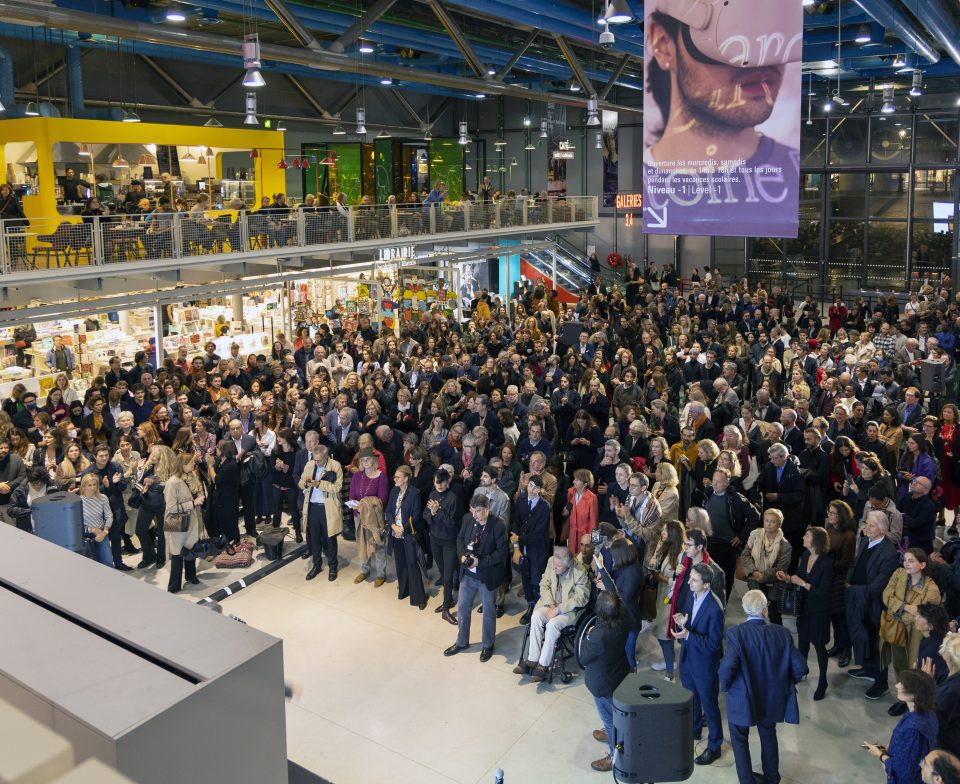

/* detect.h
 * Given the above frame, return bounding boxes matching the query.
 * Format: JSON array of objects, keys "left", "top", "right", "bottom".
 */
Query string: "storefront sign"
[
  {"left": 642, "top": 0, "right": 803, "bottom": 238},
  {"left": 615, "top": 192, "right": 643, "bottom": 210}
]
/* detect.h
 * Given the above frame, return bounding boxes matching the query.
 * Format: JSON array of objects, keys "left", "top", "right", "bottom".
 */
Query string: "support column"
[
  {"left": 232, "top": 293, "right": 244, "bottom": 326},
  {"left": 118, "top": 309, "right": 130, "bottom": 333},
  {"left": 152, "top": 303, "right": 164, "bottom": 371}
]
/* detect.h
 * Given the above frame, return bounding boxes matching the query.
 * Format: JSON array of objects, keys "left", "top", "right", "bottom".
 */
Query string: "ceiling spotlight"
[
  {"left": 376, "top": 129, "right": 392, "bottom": 138},
  {"left": 487, "top": 67, "right": 496, "bottom": 75},
  {"left": 602, "top": 0, "right": 634, "bottom": 24},
  {"left": 586, "top": 95, "right": 600, "bottom": 126},
  {"left": 539, "top": 118, "right": 548, "bottom": 138},
  {"left": 832, "top": 91, "right": 847, "bottom": 107},
  {"left": 78, "top": 143, "right": 92, "bottom": 156},
  {"left": 824, "top": 96, "right": 833, "bottom": 112},
  {"left": 423, "top": 129, "right": 432, "bottom": 141},
  {"left": 465, "top": 163, "right": 472, "bottom": 170},
  {"left": 332, "top": 124, "right": 346, "bottom": 135},
  {"left": 203, "top": 116, "right": 223, "bottom": 127},
  {"left": 523, "top": 115, "right": 531, "bottom": 127},
  {"left": 881, "top": 85, "right": 896, "bottom": 114},
  {"left": 24, "top": 101, "right": 39, "bottom": 116},
  {"left": 474, "top": 93, "right": 486, "bottom": 99},
  {"left": 854, "top": 24, "right": 872, "bottom": 43},
  {"left": 356, "top": 107, "right": 366, "bottom": 135},
  {"left": 458, "top": 121, "right": 468, "bottom": 145},
  {"left": 595, "top": 132, "right": 603, "bottom": 149},
  {"left": 243, "top": 91, "right": 258, "bottom": 125},
  {"left": 494, "top": 138, "right": 506, "bottom": 148},
  {"left": 380, "top": 76, "right": 393, "bottom": 86},
  {"left": 242, "top": 33, "right": 265, "bottom": 88},
  {"left": 569, "top": 80, "right": 581, "bottom": 93},
  {"left": 910, "top": 70, "right": 923, "bottom": 97},
  {"left": 165, "top": 7, "right": 186, "bottom": 22},
  {"left": 277, "top": 120, "right": 287, "bottom": 131},
  {"left": 892, "top": 53, "right": 907, "bottom": 69},
  {"left": 180, "top": 148, "right": 197, "bottom": 163},
  {"left": 358, "top": 40, "right": 374, "bottom": 54},
  {"left": 525, "top": 141, "right": 536, "bottom": 150},
  {"left": 599, "top": 22, "right": 615, "bottom": 48}
]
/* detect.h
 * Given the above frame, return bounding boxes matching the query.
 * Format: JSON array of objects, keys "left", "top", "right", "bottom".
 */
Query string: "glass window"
[
  {"left": 870, "top": 117, "right": 911, "bottom": 165},
  {"left": 869, "top": 171, "right": 909, "bottom": 219},
  {"left": 784, "top": 220, "right": 822, "bottom": 282},
  {"left": 800, "top": 119, "right": 827, "bottom": 168},
  {"left": 827, "top": 220, "right": 864, "bottom": 290},
  {"left": 911, "top": 221, "right": 954, "bottom": 281},
  {"left": 913, "top": 169, "right": 958, "bottom": 220},
  {"left": 829, "top": 172, "right": 866, "bottom": 220},
  {"left": 829, "top": 117, "right": 868, "bottom": 165},
  {"left": 915, "top": 115, "right": 959, "bottom": 164},
  {"left": 799, "top": 173, "right": 823, "bottom": 220},
  {"left": 748, "top": 238, "right": 785, "bottom": 287},
  {"left": 866, "top": 221, "right": 907, "bottom": 290}
]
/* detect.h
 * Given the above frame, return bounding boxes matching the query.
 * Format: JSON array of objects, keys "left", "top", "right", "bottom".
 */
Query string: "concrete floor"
[{"left": 216, "top": 537, "right": 895, "bottom": 784}]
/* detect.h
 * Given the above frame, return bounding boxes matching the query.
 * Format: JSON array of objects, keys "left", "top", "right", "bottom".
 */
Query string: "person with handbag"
[
  {"left": 740, "top": 508, "right": 792, "bottom": 625},
  {"left": 386, "top": 465, "right": 427, "bottom": 610},
  {"left": 648, "top": 519, "right": 686, "bottom": 680},
  {"left": 350, "top": 448, "right": 389, "bottom": 587},
  {"left": 872, "top": 549, "right": 942, "bottom": 708},
  {"left": 160, "top": 448, "right": 202, "bottom": 594},
  {"left": 133, "top": 447, "right": 171, "bottom": 569},
  {"left": 78, "top": 473, "right": 114, "bottom": 567},
  {"left": 777, "top": 526, "right": 833, "bottom": 700}
]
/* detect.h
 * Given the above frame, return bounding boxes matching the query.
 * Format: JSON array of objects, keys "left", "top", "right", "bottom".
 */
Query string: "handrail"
[{"left": 0, "top": 196, "right": 599, "bottom": 276}]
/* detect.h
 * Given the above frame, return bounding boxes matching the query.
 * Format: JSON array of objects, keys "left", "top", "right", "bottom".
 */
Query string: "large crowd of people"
[{"left": 7, "top": 256, "right": 960, "bottom": 781}]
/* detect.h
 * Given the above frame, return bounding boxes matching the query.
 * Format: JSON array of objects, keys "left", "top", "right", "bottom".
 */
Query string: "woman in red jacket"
[{"left": 565, "top": 468, "right": 599, "bottom": 555}]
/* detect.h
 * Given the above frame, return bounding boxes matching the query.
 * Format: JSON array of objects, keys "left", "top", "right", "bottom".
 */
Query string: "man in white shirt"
[{"left": 324, "top": 341, "right": 354, "bottom": 387}]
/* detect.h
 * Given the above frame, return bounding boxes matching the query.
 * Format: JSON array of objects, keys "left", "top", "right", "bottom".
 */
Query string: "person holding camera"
[
  {"left": 424, "top": 467, "right": 462, "bottom": 625},
  {"left": 298, "top": 442, "right": 343, "bottom": 581},
  {"left": 514, "top": 546, "right": 590, "bottom": 682},
  {"left": 444, "top": 493, "right": 510, "bottom": 662}
]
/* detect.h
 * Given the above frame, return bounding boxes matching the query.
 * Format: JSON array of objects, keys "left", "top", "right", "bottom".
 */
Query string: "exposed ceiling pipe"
[
  {"left": 906, "top": 0, "right": 960, "bottom": 67},
  {"left": 66, "top": 43, "right": 124, "bottom": 120},
  {"left": 0, "top": 1, "right": 642, "bottom": 114},
  {"left": 849, "top": 0, "right": 940, "bottom": 62},
  {"left": 0, "top": 45, "right": 26, "bottom": 117},
  {"left": 262, "top": 0, "right": 324, "bottom": 51}
]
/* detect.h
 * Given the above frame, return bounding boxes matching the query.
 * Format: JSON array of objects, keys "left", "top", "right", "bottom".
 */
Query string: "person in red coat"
[
  {"left": 829, "top": 300, "right": 848, "bottom": 333},
  {"left": 565, "top": 468, "right": 598, "bottom": 555}
]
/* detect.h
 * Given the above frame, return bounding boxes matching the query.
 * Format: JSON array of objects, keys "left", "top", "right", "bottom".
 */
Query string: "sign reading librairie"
[{"left": 642, "top": 0, "right": 802, "bottom": 238}]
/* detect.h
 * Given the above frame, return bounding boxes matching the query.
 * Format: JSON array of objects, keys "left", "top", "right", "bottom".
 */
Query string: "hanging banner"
[
  {"left": 546, "top": 103, "right": 567, "bottom": 197},
  {"left": 602, "top": 110, "right": 618, "bottom": 208},
  {"left": 642, "top": 0, "right": 803, "bottom": 238}
]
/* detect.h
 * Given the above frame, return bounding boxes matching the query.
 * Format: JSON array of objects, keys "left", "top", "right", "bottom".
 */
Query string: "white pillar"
[
  {"left": 118, "top": 309, "right": 130, "bottom": 332},
  {"left": 232, "top": 293, "right": 244, "bottom": 326},
  {"left": 152, "top": 303, "right": 164, "bottom": 370}
]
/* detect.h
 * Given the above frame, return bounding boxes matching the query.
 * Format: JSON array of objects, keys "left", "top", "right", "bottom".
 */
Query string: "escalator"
[{"left": 520, "top": 238, "right": 596, "bottom": 302}]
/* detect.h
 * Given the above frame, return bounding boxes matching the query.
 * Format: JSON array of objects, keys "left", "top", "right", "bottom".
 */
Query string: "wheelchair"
[{"left": 517, "top": 597, "right": 596, "bottom": 684}]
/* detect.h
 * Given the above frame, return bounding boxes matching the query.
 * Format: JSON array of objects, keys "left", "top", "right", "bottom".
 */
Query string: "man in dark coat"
[
  {"left": 228, "top": 418, "right": 260, "bottom": 536},
  {"left": 719, "top": 589, "right": 808, "bottom": 784},
  {"left": 846, "top": 512, "right": 901, "bottom": 692},
  {"left": 444, "top": 493, "right": 510, "bottom": 662},
  {"left": 798, "top": 427, "right": 830, "bottom": 524},
  {"left": 512, "top": 474, "right": 553, "bottom": 624},
  {"left": 757, "top": 443, "right": 806, "bottom": 569},
  {"left": 900, "top": 475, "right": 938, "bottom": 554}
]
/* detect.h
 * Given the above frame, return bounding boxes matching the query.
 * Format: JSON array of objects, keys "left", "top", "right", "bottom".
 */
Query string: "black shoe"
[
  {"left": 418, "top": 599, "right": 428, "bottom": 611},
  {"left": 826, "top": 645, "right": 842, "bottom": 658},
  {"left": 519, "top": 609, "right": 532, "bottom": 625},
  {"left": 122, "top": 543, "right": 140, "bottom": 555},
  {"left": 154, "top": 558, "right": 166, "bottom": 569},
  {"left": 442, "top": 609, "right": 458, "bottom": 626},
  {"left": 136, "top": 559, "right": 152, "bottom": 569},
  {"left": 187, "top": 577, "right": 200, "bottom": 585},
  {"left": 496, "top": 604, "right": 505, "bottom": 618},
  {"left": 838, "top": 652, "right": 851, "bottom": 668},
  {"left": 848, "top": 667, "right": 874, "bottom": 681},
  {"left": 341, "top": 531, "right": 356, "bottom": 542},
  {"left": 444, "top": 643, "right": 466, "bottom": 656},
  {"left": 328, "top": 569, "right": 337, "bottom": 582},
  {"left": 301, "top": 549, "right": 311, "bottom": 560},
  {"left": 306, "top": 565, "right": 322, "bottom": 581},
  {"left": 888, "top": 700, "right": 908, "bottom": 716},
  {"left": 434, "top": 577, "right": 443, "bottom": 587},
  {"left": 294, "top": 531, "right": 303, "bottom": 544},
  {"left": 753, "top": 774, "right": 767, "bottom": 784},
  {"left": 480, "top": 647, "right": 494, "bottom": 662},
  {"left": 168, "top": 586, "right": 181, "bottom": 594},
  {"left": 865, "top": 681, "right": 889, "bottom": 700},
  {"left": 694, "top": 749, "right": 722, "bottom": 766},
  {"left": 513, "top": 659, "right": 534, "bottom": 675},
  {"left": 114, "top": 563, "right": 134, "bottom": 572},
  {"left": 814, "top": 685, "right": 827, "bottom": 701}
]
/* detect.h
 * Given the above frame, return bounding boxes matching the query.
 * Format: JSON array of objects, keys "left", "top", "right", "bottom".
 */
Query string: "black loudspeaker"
[
  {"left": 612, "top": 674, "right": 695, "bottom": 782},
  {"left": 557, "top": 322, "right": 584, "bottom": 349},
  {"left": 921, "top": 360, "right": 946, "bottom": 393},
  {"left": 32, "top": 491, "right": 85, "bottom": 553}
]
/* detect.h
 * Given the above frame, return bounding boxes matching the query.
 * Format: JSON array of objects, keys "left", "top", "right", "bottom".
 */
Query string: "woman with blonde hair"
[
  {"left": 685, "top": 506, "right": 713, "bottom": 537},
  {"left": 160, "top": 448, "right": 203, "bottom": 593},
  {"left": 648, "top": 520, "right": 686, "bottom": 679},
  {"left": 55, "top": 441, "right": 90, "bottom": 491},
  {"left": 54, "top": 373, "right": 78, "bottom": 405},
  {"left": 652, "top": 462, "right": 680, "bottom": 521},
  {"left": 690, "top": 439, "right": 720, "bottom": 507},
  {"left": 78, "top": 473, "right": 113, "bottom": 566},
  {"left": 741, "top": 508, "right": 792, "bottom": 624}
]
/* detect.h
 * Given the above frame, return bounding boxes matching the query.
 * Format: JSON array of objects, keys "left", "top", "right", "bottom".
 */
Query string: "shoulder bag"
[
  {"left": 163, "top": 497, "right": 192, "bottom": 533},
  {"left": 879, "top": 574, "right": 909, "bottom": 648},
  {"left": 779, "top": 582, "right": 802, "bottom": 618}
]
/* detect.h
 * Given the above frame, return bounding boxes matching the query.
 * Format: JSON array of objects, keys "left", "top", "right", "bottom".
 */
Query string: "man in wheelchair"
[{"left": 513, "top": 546, "right": 591, "bottom": 682}]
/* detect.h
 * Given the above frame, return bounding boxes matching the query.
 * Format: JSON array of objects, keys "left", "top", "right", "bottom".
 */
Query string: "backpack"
[{"left": 247, "top": 449, "right": 268, "bottom": 480}]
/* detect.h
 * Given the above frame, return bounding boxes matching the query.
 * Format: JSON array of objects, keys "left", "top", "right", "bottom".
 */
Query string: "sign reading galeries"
[{"left": 642, "top": 0, "right": 803, "bottom": 238}]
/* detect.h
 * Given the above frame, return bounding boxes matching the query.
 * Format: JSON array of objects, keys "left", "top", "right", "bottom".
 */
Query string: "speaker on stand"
[{"left": 612, "top": 674, "right": 694, "bottom": 783}]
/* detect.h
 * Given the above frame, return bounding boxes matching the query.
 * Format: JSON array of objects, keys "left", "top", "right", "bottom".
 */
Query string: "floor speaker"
[
  {"left": 612, "top": 674, "right": 694, "bottom": 782},
  {"left": 31, "top": 491, "right": 85, "bottom": 553}
]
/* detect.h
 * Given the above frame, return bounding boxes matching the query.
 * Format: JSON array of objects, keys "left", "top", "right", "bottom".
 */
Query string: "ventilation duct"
[{"left": 66, "top": 44, "right": 124, "bottom": 121}]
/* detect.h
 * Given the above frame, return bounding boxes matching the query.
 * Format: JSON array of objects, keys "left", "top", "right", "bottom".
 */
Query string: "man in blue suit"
[
  {"left": 674, "top": 561, "right": 726, "bottom": 766},
  {"left": 719, "top": 589, "right": 808, "bottom": 784}
]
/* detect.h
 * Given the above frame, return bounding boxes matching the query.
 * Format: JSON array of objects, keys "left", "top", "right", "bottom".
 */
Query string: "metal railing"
[{"left": 0, "top": 196, "right": 598, "bottom": 275}]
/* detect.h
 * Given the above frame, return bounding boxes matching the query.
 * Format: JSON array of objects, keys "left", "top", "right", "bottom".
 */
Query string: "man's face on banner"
[{"left": 652, "top": 20, "right": 785, "bottom": 133}]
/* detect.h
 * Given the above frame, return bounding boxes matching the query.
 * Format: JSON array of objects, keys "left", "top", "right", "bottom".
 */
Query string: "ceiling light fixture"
[
  {"left": 854, "top": 24, "right": 872, "bottom": 43},
  {"left": 243, "top": 91, "right": 258, "bottom": 126},
  {"left": 910, "top": 69, "right": 923, "bottom": 97},
  {"left": 380, "top": 76, "right": 393, "bottom": 86},
  {"left": 356, "top": 107, "right": 366, "bottom": 135},
  {"left": 358, "top": 41, "right": 374, "bottom": 54},
  {"left": 111, "top": 153, "right": 129, "bottom": 168},
  {"left": 474, "top": 92, "right": 486, "bottom": 99},
  {"left": 586, "top": 95, "right": 601, "bottom": 126},
  {"left": 277, "top": 119, "right": 287, "bottom": 131},
  {"left": 494, "top": 138, "right": 506, "bottom": 148},
  {"left": 603, "top": 0, "right": 634, "bottom": 24},
  {"left": 824, "top": 95, "right": 833, "bottom": 112},
  {"left": 525, "top": 141, "right": 536, "bottom": 150},
  {"left": 165, "top": 7, "right": 186, "bottom": 22},
  {"left": 881, "top": 84, "right": 896, "bottom": 114},
  {"left": 487, "top": 67, "right": 496, "bottom": 76},
  {"left": 180, "top": 148, "right": 197, "bottom": 163},
  {"left": 203, "top": 116, "right": 223, "bottom": 127},
  {"left": 277, "top": 158, "right": 289, "bottom": 170},
  {"left": 423, "top": 129, "right": 432, "bottom": 141},
  {"left": 332, "top": 124, "right": 346, "bottom": 135},
  {"left": 523, "top": 115, "right": 531, "bottom": 127},
  {"left": 25, "top": 101, "right": 39, "bottom": 116},
  {"left": 595, "top": 132, "right": 602, "bottom": 149},
  {"left": 539, "top": 118, "right": 548, "bottom": 138},
  {"left": 892, "top": 53, "right": 907, "bottom": 68},
  {"left": 376, "top": 129, "right": 392, "bottom": 138},
  {"left": 242, "top": 33, "right": 265, "bottom": 88},
  {"left": 78, "top": 143, "right": 92, "bottom": 156},
  {"left": 458, "top": 121, "right": 468, "bottom": 145},
  {"left": 569, "top": 80, "right": 581, "bottom": 92}
]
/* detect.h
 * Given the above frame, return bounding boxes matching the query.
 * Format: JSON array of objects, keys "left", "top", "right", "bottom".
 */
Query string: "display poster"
[
  {"left": 602, "top": 110, "right": 619, "bottom": 208},
  {"left": 546, "top": 103, "right": 567, "bottom": 197},
  {"left": 642, "top": 0, "right": 803, "bottom": 238}
]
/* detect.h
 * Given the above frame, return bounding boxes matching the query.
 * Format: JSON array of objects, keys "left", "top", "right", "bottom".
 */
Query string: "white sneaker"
[{"left": 651, "top": 661, "right": 668, "bottom": 671}]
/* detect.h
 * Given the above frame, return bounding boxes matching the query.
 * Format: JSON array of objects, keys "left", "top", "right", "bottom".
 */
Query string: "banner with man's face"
[{"left": 642, "top": 0, "right": 803, "bottom": 238}]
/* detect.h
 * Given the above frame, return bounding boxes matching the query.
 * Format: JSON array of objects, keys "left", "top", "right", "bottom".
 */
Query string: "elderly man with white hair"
[
  {"left": 719, "top": 589, "right": 808, "bottom": 784},
  {"left": 846, "top": 511, "right": 901, "bottom": 687}
]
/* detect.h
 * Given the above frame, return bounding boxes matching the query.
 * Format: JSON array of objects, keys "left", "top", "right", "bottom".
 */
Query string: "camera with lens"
[
  {"left": 590, "top": 529, "right": 609, "bottom": 548},
  {"left": 462, "top": 554, "right": 477, "bottom": 568}
]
